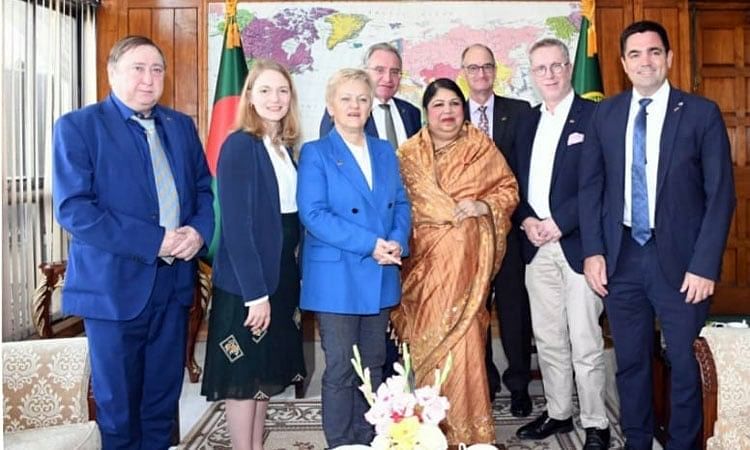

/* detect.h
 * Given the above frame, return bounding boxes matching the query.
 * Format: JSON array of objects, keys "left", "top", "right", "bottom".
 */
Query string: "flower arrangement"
[{"left": 351, "top": 344, "right": 452, "bottom": 450}]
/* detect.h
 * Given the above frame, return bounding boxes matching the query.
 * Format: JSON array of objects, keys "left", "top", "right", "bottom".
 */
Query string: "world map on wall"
[{"left": 208, "top": 2, "right": 583, "bottom": 143}]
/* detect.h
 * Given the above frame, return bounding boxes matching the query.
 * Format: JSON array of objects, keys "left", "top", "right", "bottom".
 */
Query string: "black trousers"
[{"left": 485, "top": 227, "right": 532, "bottom": 395}]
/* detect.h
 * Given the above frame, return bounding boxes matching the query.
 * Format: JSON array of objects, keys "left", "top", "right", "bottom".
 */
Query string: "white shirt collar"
[
  {"left": 632, "top": 81, "right": 670, "bottom": 106},
  {"left": 541, "top": 89, "right": 575, "bottom": 117},
  {"left": 469, "top": 95, "right": 495, "bottom": 114}
]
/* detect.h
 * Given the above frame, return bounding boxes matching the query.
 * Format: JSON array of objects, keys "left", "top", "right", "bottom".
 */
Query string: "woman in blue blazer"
[
  {"left": 297, "top": 68, "right": 411, "bottom": 447},
  {"left": 201, "top": 60, "right": 306, "bottom": 450}
]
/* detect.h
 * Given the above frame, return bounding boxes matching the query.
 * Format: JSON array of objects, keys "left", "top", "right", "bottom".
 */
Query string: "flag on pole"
[
  {"left": 205, "top": 0, "right": 248, "bottom": 261},
  {"left": 572, "top": 0, "right": 604, "bottom": 102}
]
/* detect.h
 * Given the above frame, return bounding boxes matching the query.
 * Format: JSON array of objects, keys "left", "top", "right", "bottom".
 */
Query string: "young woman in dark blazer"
[{"left": 201, "top": 59, "right": 305, "bottom": 450}]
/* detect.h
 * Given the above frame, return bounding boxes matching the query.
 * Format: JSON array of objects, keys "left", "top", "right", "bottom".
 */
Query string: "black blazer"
[
  {"left": 513, "top": 95, "right": 596, "bottom": 273},
  {"left": 464, "top": 94, "right": 531, "bottom": 162},
  {"left": 212, "top": 130, "right": 293, "bottom": 301},
  {"left": 579, "top": 87, "right": 736, "bottom": 287},
  {"left": 319, "top": 97, "right": 422, "bottom": 141}
]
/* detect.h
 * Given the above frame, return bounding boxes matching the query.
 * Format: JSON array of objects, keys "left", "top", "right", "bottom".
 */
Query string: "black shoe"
[
  {"left": 583, "top": 427, "right": 610, "bottom": 449},
  {"left": 516, "top": 411, "right": 573, "bottom": 440},
  {"left": 510, "top": 390, "right": 532, "bottom": 417}
]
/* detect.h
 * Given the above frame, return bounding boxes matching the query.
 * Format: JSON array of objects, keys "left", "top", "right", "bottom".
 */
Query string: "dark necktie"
[
  {"left": 379, "top": 103, "right": 398, "bottom": 149},
  {"left": 631, "top": 98, "right": 653, "bottom": 245},
  {"left": 478, "top": 105, "right": 490, "bottom": 136}
]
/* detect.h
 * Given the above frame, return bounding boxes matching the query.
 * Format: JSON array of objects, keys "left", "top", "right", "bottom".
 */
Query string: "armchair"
[
  {"left": 2, "top": 337, "right": 101, "bottom": 449},
  {"left": 695, "top": 326, "right": 750, "bottom": 450}
]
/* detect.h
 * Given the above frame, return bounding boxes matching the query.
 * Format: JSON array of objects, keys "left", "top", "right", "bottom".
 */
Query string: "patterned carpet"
[{"left": 179, "top": 394, "right": 625, "bottom": 449}]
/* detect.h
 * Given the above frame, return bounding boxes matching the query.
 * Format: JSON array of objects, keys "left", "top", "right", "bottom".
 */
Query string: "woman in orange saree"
[{"left": 391, "top": 78, "right": 518, "bottom": 445}]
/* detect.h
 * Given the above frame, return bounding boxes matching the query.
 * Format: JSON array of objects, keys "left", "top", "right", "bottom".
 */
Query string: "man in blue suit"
[
  {"left": 319, "top": 42, "right": 422, "bottom": 145},
  {"left": 512, "top": 38, "right": 609, "bottom": 450},
  {"left": 579, "top": 21, "right": 736, "bottom": 450},
  {"left": 53, "top": 36, "right": 214, "bottom": 449}
]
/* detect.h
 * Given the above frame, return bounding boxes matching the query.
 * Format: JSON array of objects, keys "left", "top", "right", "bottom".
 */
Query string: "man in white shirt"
[
  {"left": 319, "top": 42, "right": 421, "bottom": 147},
  {"left": 513, "top": 38, "right": 609, "bottom": 449},
  {"left": 579, "top": 21, "right": 735, "bottom": 450},
  {"left": 461, "top": 43, "right": 534, "bottom": 416}
]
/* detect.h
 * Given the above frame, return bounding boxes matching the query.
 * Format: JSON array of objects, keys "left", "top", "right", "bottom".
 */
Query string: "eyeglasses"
[
  {"left": 368, "top": 66, "right": 402, "bottom": 78},
  {"left": 463, "top": 63, "right": 496, "bottom": 75},
  {"left": 530, "top": 62, "right": 570, "bottom": 77}
]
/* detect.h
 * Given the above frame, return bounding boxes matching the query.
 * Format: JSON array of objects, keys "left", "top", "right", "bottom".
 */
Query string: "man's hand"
[
  {"left": 681, "top": 272, "right": 715, "bottom": 304},
  {"left": 158, "top": 230, "right": 182, "bottom": 257},
  {"left": 521, "top": 217, "right": 545, "bottom": 247},
  {"left": 171, "top": 226, "right": 204, "bottom": 260},
  {"left": 538, "top": 218, "right": 562, "bottom": 243},
  {"left": 373, "top": 238, "right": 402, "bottom": 265},
  {"left": 584, "top": 255, "right": 608, "bottom": 297},
  {"left": 244, "top": 301, "right": 270, "bottom": 335}
]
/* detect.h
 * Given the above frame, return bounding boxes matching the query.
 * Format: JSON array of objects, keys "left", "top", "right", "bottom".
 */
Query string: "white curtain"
[{"left": 1, "top": 0, "right": 98, "bottom": 340}]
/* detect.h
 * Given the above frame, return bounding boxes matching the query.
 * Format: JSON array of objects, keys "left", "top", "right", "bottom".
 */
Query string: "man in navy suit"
[
  {"left": 461, "top": 43, "right": 534, "bottom": 416},
  {"left": 53, "top": 36, "right": 214, "bottom": 449},
  {"left": 512, "top": 38, "right": 609, "bottom": 450},
  {"left": 319, "top": 42, "right": 421, "bottom": 144},
  {"left": 579, "top": 21, "right": 735, "bottom": 450}
]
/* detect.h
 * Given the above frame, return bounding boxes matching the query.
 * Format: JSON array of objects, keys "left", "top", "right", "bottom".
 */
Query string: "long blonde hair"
[{"left": 234, "top": 59, "right": 301, "bottom": 147}]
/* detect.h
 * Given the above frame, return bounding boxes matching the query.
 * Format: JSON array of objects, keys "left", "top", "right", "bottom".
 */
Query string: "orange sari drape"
[{"left": 391, "top": 124, "right": 518, "bottom": 445}]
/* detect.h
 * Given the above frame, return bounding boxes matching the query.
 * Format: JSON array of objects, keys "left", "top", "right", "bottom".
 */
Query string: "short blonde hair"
[
  {"left": 324, "top": 68, "right": 374, "bottom": 108},
  {"left": 235, "top": 59, "right": 300, "bottom": 147}
]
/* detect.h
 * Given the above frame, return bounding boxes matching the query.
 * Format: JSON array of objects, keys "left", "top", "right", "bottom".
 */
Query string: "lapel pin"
[
  {"left": 501, "top": 116, "right": 508, "bottom": 121},
  {"left": 568, "top": 119, "right": 575, "bottom": 124},
  {"left": 673, "top": 101, "right": 683, "bottom": 112},
  {"left": 336, "top": 160, "right": 344, "bottom": 166}
]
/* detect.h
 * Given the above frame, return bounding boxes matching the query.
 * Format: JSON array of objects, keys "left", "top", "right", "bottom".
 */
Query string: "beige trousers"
[{"left": 525, "top": 242, "right": 609, "bottom": 429}]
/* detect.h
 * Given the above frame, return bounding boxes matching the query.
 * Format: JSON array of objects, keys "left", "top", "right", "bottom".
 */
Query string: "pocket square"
[{"left": 567, "top": 132, "right": 584, "bottom": 146}]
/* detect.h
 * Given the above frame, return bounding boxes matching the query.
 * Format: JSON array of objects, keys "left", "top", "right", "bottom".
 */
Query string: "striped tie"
[
  {"left": 132, "top": 115, "right": 180, "bottom": 262},
  {"left": 631, "top": 98, "right": 652, "bottom": 245}
]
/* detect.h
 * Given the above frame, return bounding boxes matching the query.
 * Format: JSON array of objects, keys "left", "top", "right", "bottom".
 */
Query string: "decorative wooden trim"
[
  {"left": 694, "top": 337, "right": 717, "bottom": 450},
  {"left": 186, "top": 258, "right": 212, "bottom": 383}
]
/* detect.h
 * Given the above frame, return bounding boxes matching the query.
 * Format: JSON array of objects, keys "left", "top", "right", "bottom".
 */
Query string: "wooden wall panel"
[
  {"left": 175, "top": 9, "right": 199, "bottom": 122},
  {"left": 597, "top": 0, "right": 630, "bottom": 95},
  {"left": 694, "top": 2, "right": 750, "bottom": 313}
]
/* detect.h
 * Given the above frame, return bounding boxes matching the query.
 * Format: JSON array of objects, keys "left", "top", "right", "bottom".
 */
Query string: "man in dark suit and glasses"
[
  {"left": 319, "top": 42, "right": 421, "bottom": 145},
  {"left": 579, "top": 20, "right": 736, "bottom": 450},
  {"left": 461, "top": 44, "right": 531, "bottom": 417},
  {"left": 461, "top": 43, "right": 533, "bottom": 417}
]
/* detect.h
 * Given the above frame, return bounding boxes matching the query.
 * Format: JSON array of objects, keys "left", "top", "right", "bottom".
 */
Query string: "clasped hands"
[
  {"left": 521, "top": 217, "right": 561, "bottom": 247},
  {"left": 454, "top": 199, "right": 489, "bottom": 223},
  {"left": 158, "top": 226, "right": 204, "bottom": 260},
  {"left": 372, "top": 238, "right": 402, "bottom": 266}
]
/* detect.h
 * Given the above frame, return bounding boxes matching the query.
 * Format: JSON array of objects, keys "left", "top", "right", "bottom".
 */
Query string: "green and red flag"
[
  {"left": 572, "top": 0, "right": 604, "bottom": 102},
  {"left": 205, "top": 0, "right": 248, "bottom": 260}
]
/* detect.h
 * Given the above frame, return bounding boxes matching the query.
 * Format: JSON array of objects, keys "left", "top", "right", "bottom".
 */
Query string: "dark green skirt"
[{"left": 201, "top": 213, "right": 306, "bottom": 401}]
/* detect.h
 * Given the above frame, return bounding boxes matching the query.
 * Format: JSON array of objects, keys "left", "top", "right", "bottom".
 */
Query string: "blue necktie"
[
  {"left": 631, "top": 98, "right": 652, "bottom": 245},
  {"left": 132, "top": 115, "right": 180, "bottom": 262}
]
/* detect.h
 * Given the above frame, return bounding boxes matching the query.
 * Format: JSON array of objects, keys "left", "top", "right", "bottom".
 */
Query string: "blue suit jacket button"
[
  {"left": 351, "top": 208, "right": 359, "bottom": 214},
  {"left": 388, "top": 202, "right": 393, "bottom": 208}
]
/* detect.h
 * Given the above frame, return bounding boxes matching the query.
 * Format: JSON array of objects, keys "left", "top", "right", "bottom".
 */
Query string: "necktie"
[
  {"left": 631, "top": 98, "right": 652, "bottom": 245},
  {"left": 478, "top": 105, "right": 490, "bottom": 136},
  {"left": 132, "top": 115, "right": 180, "bottom": 261},
  {"left": 379, "top": 103, "right": 398, "bottom": 150}
]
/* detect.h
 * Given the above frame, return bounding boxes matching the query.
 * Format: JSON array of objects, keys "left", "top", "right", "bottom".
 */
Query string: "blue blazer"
[
  {"left": 513, "top": 95, "right": 595, "bottom": 273},
  {"left": 319, "top": 97, "right": 422, "bottom": 141},
  {"left": 53, "top": 95, "right": 214, "bottom": 320},
  {"left": 212, "top": 131, "right": 293, "bottom": 301},
  {"left": 579, "top": 86, "right": 736, "bottom": 288},
  {"left": 297, "top": 129, "right": 411, "bottom": 314}
]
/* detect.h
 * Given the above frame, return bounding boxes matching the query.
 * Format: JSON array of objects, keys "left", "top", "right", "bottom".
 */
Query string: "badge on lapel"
[{"left": 567, "top": 132, "right": 585, "bottom": 146}]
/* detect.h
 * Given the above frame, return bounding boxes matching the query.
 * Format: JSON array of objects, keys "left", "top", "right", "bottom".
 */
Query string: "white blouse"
[{"left": 263, "top": 135, "right": 297, "bottom": 213}]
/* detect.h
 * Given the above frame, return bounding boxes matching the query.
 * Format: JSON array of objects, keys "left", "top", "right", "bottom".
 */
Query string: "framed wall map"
[{"left": 207, "top": 1, "right": 582, "bottom": 142}]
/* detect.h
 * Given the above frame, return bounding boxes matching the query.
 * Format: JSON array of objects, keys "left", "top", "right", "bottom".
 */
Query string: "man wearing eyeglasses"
[
  {"left": 513, "top": 38, "right": 609, "bottom": 449},
  {"left": 319, "top": 42, "right": 421, "bottom": 148},
  {"left": 460, "top": 43, "right": 534, "bottom": 418}
]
